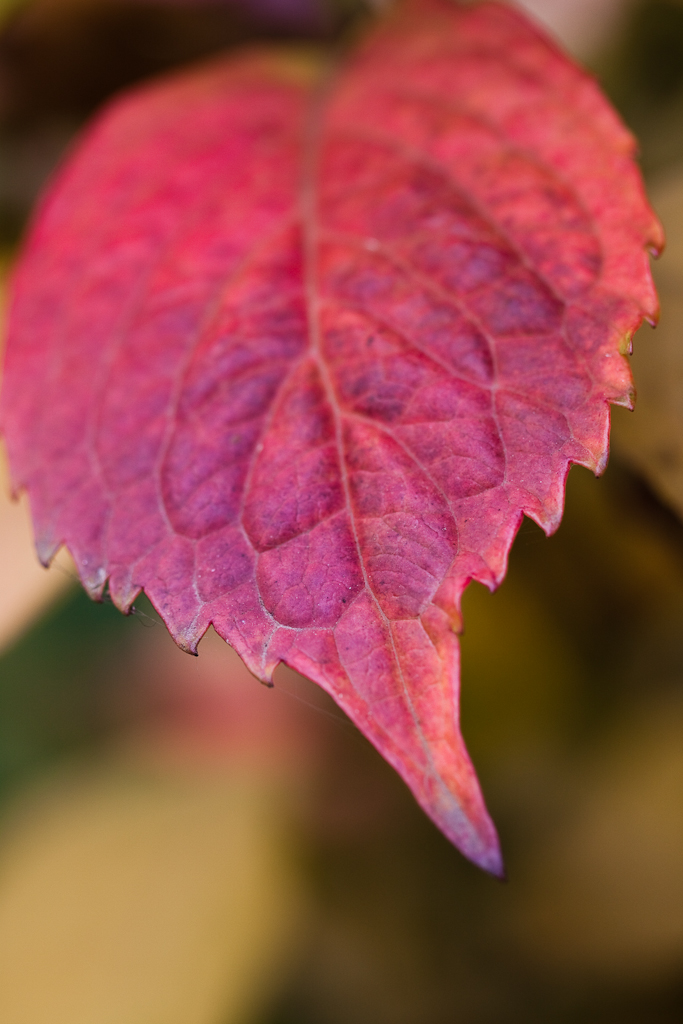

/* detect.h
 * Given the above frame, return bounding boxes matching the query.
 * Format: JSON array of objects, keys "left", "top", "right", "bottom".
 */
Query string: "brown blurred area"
[{"left": 1, "top": 1, "right": 683, "bottom": 1022}]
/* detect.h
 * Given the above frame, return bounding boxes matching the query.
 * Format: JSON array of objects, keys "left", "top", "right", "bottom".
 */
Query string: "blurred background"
[{"left": 1, "top": 0, "right": 683, "bottom": 1021}]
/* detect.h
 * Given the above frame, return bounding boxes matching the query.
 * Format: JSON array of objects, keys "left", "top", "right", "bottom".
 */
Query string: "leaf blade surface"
[{"left": 0, "top": 0, "right": 661, "bottom": 873}]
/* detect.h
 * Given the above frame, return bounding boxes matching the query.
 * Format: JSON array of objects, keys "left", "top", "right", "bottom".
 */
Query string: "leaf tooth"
[
  {"left": 77, "top": 560, "right": 108, "bottom": 601},
  {"left": 173, "top": 629, "right": 201, "bottom": 657},
  {"left": 35, "top": 533, "right": 62, "bottom": 570},
  {"left": 107, "top": 573, "right": 141, "bottom": 615}
]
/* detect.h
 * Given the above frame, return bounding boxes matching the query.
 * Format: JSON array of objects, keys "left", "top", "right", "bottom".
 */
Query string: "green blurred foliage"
[{"left": 0, "top": 587, "right": 146, "bottom": 798}]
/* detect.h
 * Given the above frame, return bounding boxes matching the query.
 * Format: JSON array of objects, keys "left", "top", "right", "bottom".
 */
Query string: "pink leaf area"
[{"left": 0, "top": 0, "right": 661, "bottom": 874}]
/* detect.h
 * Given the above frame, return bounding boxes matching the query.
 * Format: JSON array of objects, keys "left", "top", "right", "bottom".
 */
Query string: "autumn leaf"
[{"left": 0, "top": 0, "right": 661, "bottom": 874}]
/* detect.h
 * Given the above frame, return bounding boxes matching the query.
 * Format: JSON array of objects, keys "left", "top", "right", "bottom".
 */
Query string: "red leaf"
[{"left": 0, "top": 0, "right": 661, "bottom": 874}]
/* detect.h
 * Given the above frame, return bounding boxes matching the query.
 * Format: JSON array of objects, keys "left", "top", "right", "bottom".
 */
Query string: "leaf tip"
[
  {"left": 430, "top": 775, "right": 505, "bottom": 877},
  {"left": 466, "top": 831, "right": 505, "bottom": 880}
]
